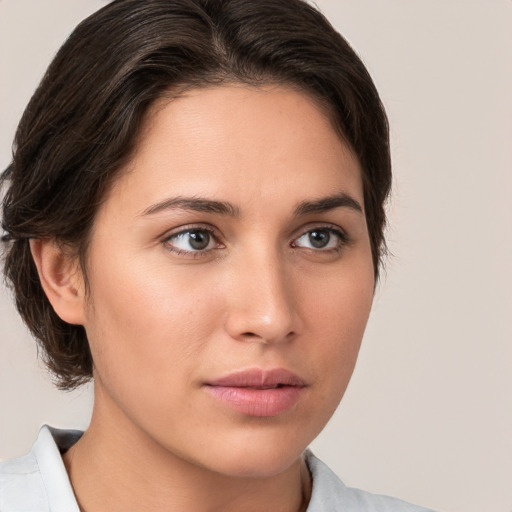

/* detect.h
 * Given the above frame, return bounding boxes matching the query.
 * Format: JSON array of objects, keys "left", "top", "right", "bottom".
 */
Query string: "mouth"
[{"left": 204, "top": 368, "right": 307, "bottom": 417}]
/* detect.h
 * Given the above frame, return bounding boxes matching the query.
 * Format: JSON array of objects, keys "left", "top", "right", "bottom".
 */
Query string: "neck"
[{"left": 63, "top": 385, "right": 311, "bottom": 512}]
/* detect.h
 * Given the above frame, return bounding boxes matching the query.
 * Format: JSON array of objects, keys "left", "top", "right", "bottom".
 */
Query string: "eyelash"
[
  {"left": 291, "top": 225, "right": 350, "bottom": 253},
  {"left": 162, "top": 224, "right": 350, "bottom": 258},
  {"left": 162, "top": 225, "right": 220, "bottom": 258}
]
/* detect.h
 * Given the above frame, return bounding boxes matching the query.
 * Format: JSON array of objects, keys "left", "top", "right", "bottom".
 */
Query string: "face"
[{"left": 80, "top": 85, "right": 374, "bottom": 477}]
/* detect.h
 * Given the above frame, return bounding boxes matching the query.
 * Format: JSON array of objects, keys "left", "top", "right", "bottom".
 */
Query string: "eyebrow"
[
  {"left": 141, "top": 192, "right": 363, "bottom": 218},
  {"left": 294, "top": 193, "right": 363, "bottom": 216},
  {"left": 141, "top": 196, "right": 240, "bottom": 217}
]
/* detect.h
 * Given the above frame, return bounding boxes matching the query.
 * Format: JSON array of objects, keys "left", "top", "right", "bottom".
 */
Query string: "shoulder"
[
  {"left": 305, "top": 451, "right": 438, "bottom": 512},
  {"left": 0, "top": 450, "right": 49, "bottom": 511},
  {"left": 0, "top": 426, "right": 82, "bottom": 512}
]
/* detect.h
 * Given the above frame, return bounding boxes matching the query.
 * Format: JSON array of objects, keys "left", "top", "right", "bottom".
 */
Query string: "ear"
[{"left": 30, "top": 238, "right": 87, "bottom": 325}]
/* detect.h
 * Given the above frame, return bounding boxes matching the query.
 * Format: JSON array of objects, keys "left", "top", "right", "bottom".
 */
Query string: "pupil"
[
  {"left": 309, "top": 230, "right": 329, "bottom": 248},
  {"left": 189, "top": 230, "right": 210, "bottom": 250}
]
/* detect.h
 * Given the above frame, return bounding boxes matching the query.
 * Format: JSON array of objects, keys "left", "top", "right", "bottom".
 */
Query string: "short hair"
[{"left": 1, "top": 0, "right": 391, "bottom": 390}]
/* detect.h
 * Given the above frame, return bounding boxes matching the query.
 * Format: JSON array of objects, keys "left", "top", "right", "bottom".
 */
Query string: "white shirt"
[{"left": 0, "top": 426, "right": 437, "bottom": 511}]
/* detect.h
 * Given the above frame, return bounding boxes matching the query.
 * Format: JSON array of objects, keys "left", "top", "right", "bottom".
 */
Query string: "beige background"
[{"left": 1, "top": 1, "right": 511, "bottom": 511}]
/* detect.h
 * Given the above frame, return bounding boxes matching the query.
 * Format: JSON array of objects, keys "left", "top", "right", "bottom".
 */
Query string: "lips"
[{"left": 204, "top": 368, "right": 307, "bottom": 417}]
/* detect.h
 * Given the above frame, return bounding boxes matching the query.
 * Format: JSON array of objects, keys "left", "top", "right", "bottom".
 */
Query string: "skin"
[{"left": 32, "top": 85, "right": 375, "bottom": 511}]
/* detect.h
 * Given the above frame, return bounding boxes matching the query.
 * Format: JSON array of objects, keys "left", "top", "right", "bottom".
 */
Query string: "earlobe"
[{"left": 29, "top": 238, "right": 86, "bottom": 325}]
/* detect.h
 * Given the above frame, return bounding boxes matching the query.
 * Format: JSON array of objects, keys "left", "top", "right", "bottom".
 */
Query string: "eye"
[
  {"left": 164, "top": 228, "right": 218, "bottom": 254},
  {"left": 292, "top": 227, "right": 347, "bottom": 251}
]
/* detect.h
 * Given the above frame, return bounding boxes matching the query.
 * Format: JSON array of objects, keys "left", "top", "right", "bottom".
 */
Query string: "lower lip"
[{"left": 204, "top": 385, "right": 304, "bottom": 417}]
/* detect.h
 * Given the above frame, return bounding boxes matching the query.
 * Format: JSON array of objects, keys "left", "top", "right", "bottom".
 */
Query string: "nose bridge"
[{"left": 224, "top": 243, "right": 298, "bottom": 344}]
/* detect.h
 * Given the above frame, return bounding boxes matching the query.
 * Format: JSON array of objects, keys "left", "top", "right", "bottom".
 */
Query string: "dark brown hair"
[{"left": 1, "top": 0, "right": 391, "bottom": 389}]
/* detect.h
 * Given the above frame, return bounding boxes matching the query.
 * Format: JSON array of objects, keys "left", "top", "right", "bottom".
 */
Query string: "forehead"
[{"left": 102, "top": 85, "right": 363, "bottom": 215}]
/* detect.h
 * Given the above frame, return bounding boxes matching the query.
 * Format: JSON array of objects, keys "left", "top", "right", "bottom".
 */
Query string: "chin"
[
  {"left": 185, "top": 422, "right": 316, "bottom": 479},
  {"left": 208, "top": 445, "right": 304, "bottom": 479}
]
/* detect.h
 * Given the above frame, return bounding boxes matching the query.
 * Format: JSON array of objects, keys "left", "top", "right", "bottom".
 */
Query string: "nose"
[{"left": 223, "top": 249, "right": 300, "bottom": 344}]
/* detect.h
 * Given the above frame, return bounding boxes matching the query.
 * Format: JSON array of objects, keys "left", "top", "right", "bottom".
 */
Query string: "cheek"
[
  {"left": 82, "top": 254, "right": 224, "bottom": 388},
  {"left": 301, "top": 257, "right": 374, "bottom": 395}
]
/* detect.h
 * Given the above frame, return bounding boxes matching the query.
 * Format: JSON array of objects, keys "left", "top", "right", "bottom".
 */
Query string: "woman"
[{"left": 0, "top": 1, "right": 436, "bottom": 510}]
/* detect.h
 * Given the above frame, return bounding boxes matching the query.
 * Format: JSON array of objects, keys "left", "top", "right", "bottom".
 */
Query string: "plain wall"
[{"left": 1, "top": 2, "right": 511, "bottom": 511}]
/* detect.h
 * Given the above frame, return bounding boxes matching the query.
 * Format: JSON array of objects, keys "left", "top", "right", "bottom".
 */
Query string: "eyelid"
[
  {"left": 292, "top": 222, "right": 349, "bottom": 238},
  {"left": 160, "top": 222, "right": 351, "bottom": 258},
  {"left": 162, "top": 223, "right": 224, "bottom": 257},
  {"left": 290, "top": 223, "right": 351, "bottom": 250}
]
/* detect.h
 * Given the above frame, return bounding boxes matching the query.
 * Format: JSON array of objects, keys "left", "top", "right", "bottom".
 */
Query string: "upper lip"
[{"left": 206, "top": 368, "right": 307, "bottom": 389}]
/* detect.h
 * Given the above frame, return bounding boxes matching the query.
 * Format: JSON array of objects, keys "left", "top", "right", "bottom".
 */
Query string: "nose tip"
[
  {"left": 226, "top": 309, "right": 297, "bottom": 345},
  {"left": 236, "top": 314, "right": 296, "bottom": 345},
  {"left": 223, "top": 259, "right": 299, "bottom": 345}
]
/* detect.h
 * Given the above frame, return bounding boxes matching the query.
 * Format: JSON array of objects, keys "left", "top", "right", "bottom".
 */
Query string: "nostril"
[{"left": 239, "top": 330, "right": 296, "bottom": 343}]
